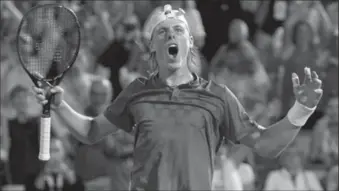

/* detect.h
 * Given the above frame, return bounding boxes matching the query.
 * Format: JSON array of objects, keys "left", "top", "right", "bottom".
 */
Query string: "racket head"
[{"left": 16, "top": 3, "right": 81, "bottom": 86}]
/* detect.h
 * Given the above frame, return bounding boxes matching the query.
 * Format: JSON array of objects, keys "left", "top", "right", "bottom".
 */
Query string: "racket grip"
[{"left": 38, "top": 117, "right": 51, "bottom": 161}]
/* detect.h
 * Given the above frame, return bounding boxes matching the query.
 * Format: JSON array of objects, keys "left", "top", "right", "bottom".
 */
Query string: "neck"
[{"left": 158, "top": 60, "right": 193, "bottom": 87}]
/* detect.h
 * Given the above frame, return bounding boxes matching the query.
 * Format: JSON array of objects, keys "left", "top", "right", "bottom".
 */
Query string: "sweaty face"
[{"left": 151, "top": 19, "right": 193, "bottom": 71}]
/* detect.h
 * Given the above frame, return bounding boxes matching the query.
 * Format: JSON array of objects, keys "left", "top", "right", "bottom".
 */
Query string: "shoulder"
[
  {"left": 202, "top": 80, "right": 238, "bottom": 103},
  {"left": 116, "top": 76, "right": 152, "bottom": 99},
  {"left": 202, "top": 79, "right": 227, "bottom": 95}
]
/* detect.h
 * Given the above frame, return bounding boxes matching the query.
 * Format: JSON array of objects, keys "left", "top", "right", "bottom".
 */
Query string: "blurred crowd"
[{"left": 0, "top": 0, "right": 338, "bottom": 191}]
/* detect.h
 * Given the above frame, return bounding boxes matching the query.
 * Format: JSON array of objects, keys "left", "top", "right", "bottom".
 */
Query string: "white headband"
[{"left": 143, "top": 4, "right": 190, "bottom": 41}]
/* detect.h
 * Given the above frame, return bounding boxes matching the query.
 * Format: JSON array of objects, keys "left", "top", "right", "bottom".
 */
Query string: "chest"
[{"left": 129, "top": 91, "right": 224, "bottom": 133}]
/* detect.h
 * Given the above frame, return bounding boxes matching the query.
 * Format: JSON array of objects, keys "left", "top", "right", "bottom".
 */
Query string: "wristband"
[{"left": 287, "top": 101, "right": 316, "bottom": 126}]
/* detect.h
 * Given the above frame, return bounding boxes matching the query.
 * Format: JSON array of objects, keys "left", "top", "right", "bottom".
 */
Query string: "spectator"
[
  {"left": 96, "top": 13, "right": 142, "bottom": 99},
  {"left": 280, "top": 20, "right": 326, "bottom": 128},
  {"left": 25, "top": 137, "right": 84, "bottom": 191},
  {"left": 325, "top": 1, "right": 338, "bottom": 30},
  {"left": 228, "top": 145, "right": 256, "bottom": 190},
  {"left": 196, "top": 0, "right": 251, "bottom": 62},
  {"left": 263, "top": 146, "right": 323, "bottom": 191},
  {"left": 66, "top": 78, "right": 133, "bottom": 190},
  {"left": 254, "top": 0, "right": 288, "bottom": 51},
  {"left": 3, "top": 85, "right": 43, "bottom": 184},
  {"left": 280, "top": 1, "right": 333, "bottom": 58},
  {"left": 321, "top": 56, "right": 338, "bottom": 110},
  {"left": 73, "top": 78, "right": 113, "bottom": 190},
  {"left": 210, "top": 19, "right": 270, "bottom": 113},
  {"left": 309, "top": 96, "right": 338, "bottom": 166},
  {"left": 183, "top": 0, "right": 209, "bottom": 79},
  {"left": 212, "top": 146, "right": 244, "bottom": 191},
  {"left": 51, "top": 57, "right": 97, "bottom": 156}
]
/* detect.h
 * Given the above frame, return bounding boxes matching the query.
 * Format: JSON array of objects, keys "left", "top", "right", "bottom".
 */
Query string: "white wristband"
[{"left": 287, "top": 101, "right": 316, "bottom": 126}]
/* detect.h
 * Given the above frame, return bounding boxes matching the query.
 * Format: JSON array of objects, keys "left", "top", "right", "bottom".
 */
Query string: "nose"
[{"left": 166, "top": 30, "right": 176, "bottom": 40}]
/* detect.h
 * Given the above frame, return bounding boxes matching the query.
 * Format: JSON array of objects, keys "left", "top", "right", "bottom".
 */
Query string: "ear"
[{"left": 189, "top": 35, "right": 194, "bottom": 48}]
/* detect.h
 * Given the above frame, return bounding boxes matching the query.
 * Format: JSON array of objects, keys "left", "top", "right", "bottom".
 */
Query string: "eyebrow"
[{"left": 157, "top": 24, "right": 185, "bottom": 31}]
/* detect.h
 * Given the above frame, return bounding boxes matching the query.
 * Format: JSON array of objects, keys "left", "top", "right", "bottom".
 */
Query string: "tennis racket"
[{"left": 16, "top": 4, "right": 81, "bottom": 161}]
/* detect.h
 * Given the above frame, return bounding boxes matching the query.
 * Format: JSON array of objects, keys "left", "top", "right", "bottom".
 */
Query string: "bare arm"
[
  {"left": 52, "top": 100, "right": 117, "bottom": 144},
  {"left": 252, "top": 117, "right": 301, "bottom": 158},
  {"left": 225, "top": 68, "right": 323, "bottom": 158}
]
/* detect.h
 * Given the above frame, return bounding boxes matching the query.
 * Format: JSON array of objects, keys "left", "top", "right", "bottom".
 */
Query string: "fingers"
[
  {"left": 50, "top": 86, "right": 63, "bottom": 94},
  {"left": 32, "top": 85, "right": 63, "bottom": 105},
  {"left": 32, "top": 86, "right": 48, "bottom": 105},
  {"left": 314, "top": 89, "right": 323, "bottom": 99},
  {"left": 312, "top": 71, "right": 322, "bottom": 89},
  {"left": 292, "top": 73, "right": 300, "bottom": 88},
  {"left": 33, "top": 72, "right": 44, "bottom": 80},
  {"left": 32, "top": 86, "right": 44, "bottom": 94},
  {"left": 51, "top": 86, "right": 64, "bottom": 106},
  {"left": 303, "top": 67, "right": 312, "bottom": 84}
]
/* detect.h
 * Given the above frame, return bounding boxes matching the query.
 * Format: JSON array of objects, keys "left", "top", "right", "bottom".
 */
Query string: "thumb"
[
  {"left": 50, "top": 86, "right": 64, "bottom": 107},
  {"left": 50, "top": 86, "right": 63, "bottom": 94}
]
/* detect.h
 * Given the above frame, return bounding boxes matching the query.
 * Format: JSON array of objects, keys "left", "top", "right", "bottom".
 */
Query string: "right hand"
[{"left": 32, "top": 83, "right": 64, "bottom": 108}]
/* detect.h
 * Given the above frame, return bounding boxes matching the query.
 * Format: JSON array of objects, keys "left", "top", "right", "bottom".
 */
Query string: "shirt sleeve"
[
  {"left": 103, "top": 78, "right": 145, "bottom": 132},
  {"left": 221, "top": 85, "right": 264, "bottom": 147}
]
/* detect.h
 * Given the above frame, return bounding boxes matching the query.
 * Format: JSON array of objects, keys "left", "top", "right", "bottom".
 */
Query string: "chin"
[{"left": 167, "top": 61, "right": 183, "bottom": 71}]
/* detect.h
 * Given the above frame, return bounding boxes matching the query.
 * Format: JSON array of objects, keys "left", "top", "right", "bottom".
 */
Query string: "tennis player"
[{"left": 33, "top": 5, "right": 323, "bottom": 190}]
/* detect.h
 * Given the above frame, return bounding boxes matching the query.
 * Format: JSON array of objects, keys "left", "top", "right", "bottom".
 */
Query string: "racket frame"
[{"left": 16, "top": 3, "right": 81, "bottom": 161}]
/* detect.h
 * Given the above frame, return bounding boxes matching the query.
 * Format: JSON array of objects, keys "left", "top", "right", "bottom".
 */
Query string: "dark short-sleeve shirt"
[{"left": 103, "top": 74, "right": 262, "bottom": 190}]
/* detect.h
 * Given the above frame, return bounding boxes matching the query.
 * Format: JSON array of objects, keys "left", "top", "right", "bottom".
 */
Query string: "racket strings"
[{"left": 17, "top": 5, "right": 80, "bottom": 80}]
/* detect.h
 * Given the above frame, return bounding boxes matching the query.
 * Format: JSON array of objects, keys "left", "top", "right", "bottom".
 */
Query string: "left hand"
[{"left": 292, "top": 67, "right": 323, "bottom": 108}]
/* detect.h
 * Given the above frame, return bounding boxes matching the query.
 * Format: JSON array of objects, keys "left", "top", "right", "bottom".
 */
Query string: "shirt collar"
[{"left": 151, "top": 72, "right": 201, "bottom": 89}]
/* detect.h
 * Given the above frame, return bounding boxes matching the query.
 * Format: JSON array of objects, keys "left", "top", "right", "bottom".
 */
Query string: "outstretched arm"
[
  {"left": 52, "top": 100, "right": 115, "bottom": 144},
  {"left": 34, "top": 78, "right": 144, "bottom": 145},
  {"left": 255, "top": 67, "right": 322, "bottom": 157},
  {"left": 223, "top": 67, "right": 323, "bottom": 158}
]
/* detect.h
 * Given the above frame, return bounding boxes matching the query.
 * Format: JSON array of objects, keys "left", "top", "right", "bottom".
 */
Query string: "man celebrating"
[{"left": 33, "top": 5, "right": 323, "bottom": 190}]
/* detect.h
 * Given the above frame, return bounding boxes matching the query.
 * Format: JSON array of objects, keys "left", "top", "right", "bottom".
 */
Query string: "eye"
[
  {"left": 175, "top": 27, "right": 184, "bottom": 33},
  {"left": 157, "top": 29, "right": 166, "bottom": 35}
]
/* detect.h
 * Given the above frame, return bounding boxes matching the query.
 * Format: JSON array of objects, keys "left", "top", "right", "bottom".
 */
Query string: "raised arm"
[
  {"left": 33, "top": 78, "right": 144, "bottom": 144},
  {"left": 222, "top": 67, "right": 323, "bottom": 158},
  {"left": 52, "top": 100, "right": 112, "bottom": 144}
]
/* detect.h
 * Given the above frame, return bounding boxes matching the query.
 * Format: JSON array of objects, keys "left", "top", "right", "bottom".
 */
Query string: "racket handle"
[{"left": 38, "top": 117, "right": 51, "bottom": 161}]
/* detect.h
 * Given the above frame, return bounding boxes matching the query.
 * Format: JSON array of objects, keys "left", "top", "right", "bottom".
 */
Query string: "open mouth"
[{"left": 168, "top": 44, "right": 178, "bottom": 57}]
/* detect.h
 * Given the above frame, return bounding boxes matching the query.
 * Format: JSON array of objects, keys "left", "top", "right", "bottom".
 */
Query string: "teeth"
[{"left": 169, "top": 44, "right": 177, "bottom": 48}]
